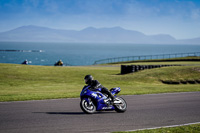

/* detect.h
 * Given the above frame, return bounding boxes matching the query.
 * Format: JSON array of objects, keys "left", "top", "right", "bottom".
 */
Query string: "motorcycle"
[{"left": 80, "top": 85, "right": 127, "bottom": 114}]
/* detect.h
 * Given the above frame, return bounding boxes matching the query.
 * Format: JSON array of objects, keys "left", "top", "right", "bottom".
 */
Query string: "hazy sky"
[{"left": 0, "top": 0, "right": 200, "bottom": 39}]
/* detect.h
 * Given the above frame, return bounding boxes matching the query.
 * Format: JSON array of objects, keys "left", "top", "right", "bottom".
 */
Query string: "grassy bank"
[
  {"left": 113, "top": 123, "right": 200, "bottom": 133},
  {"left": 0, "top": 63, "right": 200, "bottom": 102}
]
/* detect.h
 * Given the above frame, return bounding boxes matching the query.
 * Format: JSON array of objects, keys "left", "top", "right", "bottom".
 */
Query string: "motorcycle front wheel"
[
  {"left": 114, "top": 97, "right": 127, "bottom": 113},
  {"left": 80, "top": 98, "right": 96, "bottom": 114}
]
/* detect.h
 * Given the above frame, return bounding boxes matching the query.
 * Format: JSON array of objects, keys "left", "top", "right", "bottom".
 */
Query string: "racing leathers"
[{"left": 88, "top": 80, "right": 115, "bottom": 101}]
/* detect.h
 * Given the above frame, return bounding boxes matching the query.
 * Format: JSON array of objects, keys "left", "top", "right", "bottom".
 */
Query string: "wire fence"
[{"left": 93, "top": 52, "right": 200, "bottom": 65}]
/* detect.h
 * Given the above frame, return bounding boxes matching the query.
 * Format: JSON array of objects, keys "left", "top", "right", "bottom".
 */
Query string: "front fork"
[{"left": 83, "top": 97, "right": 93, "bottom": 106}]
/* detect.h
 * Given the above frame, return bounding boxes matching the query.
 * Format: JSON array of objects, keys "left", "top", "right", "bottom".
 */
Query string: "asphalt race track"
[{"left": 0, "top": 92, "right": 200, "bottom": 133}]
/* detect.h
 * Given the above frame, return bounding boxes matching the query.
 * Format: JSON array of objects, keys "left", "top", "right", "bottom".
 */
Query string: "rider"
[{"left": 84, "top": 75, "right": 115, "bottom": 103}]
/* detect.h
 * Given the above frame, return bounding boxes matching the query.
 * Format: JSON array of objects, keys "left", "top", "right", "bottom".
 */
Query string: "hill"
[{"left": 0, "top": 25, "right": 199, "bottom": 44}]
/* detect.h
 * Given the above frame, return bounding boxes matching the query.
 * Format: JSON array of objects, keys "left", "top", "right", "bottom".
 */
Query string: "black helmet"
[{"left": 84, "top": 75, "right": 93, "bottom": 84}]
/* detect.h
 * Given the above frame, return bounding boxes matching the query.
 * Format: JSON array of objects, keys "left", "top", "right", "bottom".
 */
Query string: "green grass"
[
  {"left": 113, "top": 124, "right": 200, "bottom": 133},
  {"left": 121, "top": 61, "right": 200, "bottom": 66},
  {"left": 0, "top": 63, "right": 200, "bottom": 102}
]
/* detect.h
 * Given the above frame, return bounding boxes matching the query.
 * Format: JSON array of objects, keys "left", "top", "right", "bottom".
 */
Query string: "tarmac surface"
[{"left": 0, "top": 92, "right": 200, "bottom": 133}]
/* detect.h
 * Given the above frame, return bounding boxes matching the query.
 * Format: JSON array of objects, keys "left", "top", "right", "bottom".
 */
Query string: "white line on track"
[{"left": 125, "top": 122, "right": 200, "bottom": 132}]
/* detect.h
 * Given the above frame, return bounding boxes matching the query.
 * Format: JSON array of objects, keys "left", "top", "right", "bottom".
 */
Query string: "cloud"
[{"left": 191, "top": 8, "right": 200, "bottom": 19}]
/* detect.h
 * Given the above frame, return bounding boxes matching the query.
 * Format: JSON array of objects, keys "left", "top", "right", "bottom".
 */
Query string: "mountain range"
[{"left": 0, "top": 25, "right": 199, "bottom": 44}]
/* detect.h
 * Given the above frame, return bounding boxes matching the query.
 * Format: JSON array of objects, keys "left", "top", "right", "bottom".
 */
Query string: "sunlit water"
[{"left": 0, "top": 42, "right": 199, "bottom": 66}]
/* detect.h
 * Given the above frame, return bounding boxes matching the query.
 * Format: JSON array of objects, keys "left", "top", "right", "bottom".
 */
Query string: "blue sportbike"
[{"left": 80, "top": 85, "right": 127, "bottom": 114}]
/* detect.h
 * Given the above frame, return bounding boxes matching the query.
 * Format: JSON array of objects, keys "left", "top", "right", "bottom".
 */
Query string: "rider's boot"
[
  {"left": 109, "top": 95, "right": 115, "bottom": 105},
  {"left": 110, "top": 96, "right": 121, "bottom": 104},
  {"left": 113, "top": 98, "right": 121, "bottom": 104}
]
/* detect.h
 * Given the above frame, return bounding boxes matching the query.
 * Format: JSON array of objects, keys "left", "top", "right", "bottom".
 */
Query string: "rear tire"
[
  {"left": 80, "top": 98, "right": 96, "bottom": 114},
  {"left": 114, "top": 97, "right": 127, "bottom": 113}
]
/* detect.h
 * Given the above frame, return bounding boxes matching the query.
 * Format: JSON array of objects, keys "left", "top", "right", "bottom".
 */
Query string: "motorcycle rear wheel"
[
  {"left": 114, "top": 97, "right": 127, "bottom": 113},
  {"left": 80, "top": 98, "right": 96, "bottom": 114}
]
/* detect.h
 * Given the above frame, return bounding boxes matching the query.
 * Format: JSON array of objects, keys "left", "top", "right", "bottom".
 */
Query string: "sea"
[{"left": 0, "top": 42, "right": 200, "bottom": 66}]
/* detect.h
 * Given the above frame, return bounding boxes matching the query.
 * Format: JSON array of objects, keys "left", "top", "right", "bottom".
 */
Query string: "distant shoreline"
[{"left": 0, "top": 50, "right": 44, "bottom": 52}]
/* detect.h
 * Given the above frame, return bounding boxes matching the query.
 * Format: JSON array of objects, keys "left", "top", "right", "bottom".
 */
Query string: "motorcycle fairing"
[{"left": 80, "top": 86, "right": 119, "bottom": 111}]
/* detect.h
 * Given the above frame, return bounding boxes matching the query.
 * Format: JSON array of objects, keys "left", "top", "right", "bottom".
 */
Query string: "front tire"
[
  {"left": 80, "top": 98, "right": 96, "bottom": 114},
  {"left": 114, "top": 97, "right": 127, "bottom": 113}
]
